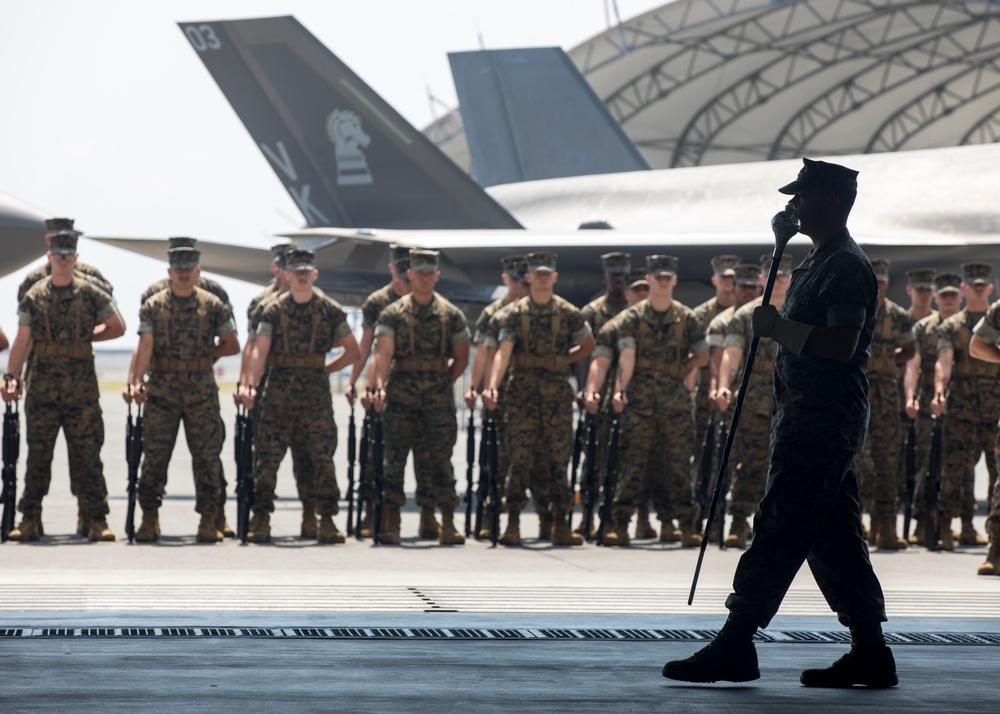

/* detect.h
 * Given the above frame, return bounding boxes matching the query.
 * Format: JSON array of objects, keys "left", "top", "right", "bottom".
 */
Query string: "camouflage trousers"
[
  {"left": 989, "top": 435, "right": 1000, "bottom": 541},
  {"left": 254, "top": 386, "right": 340, "bottom": 517},
  {"left": 252, "top": 379, "right": 314, "bottom": 504},
  {"left": 138, "top": 385, "right": 224, "bottom": 516},
  {"left": 613, "top": 385, "right": 696, "bottom": 527},
  {"left": 729, "top": 408, "right": 771, "bottom": 522},
  {"left": 942, "top": 413, "right": 999, "bottom": 521},
  {"left": 856, "top": 379, "right": 904, "bottom": 519},
  {"left": 504, "top": 375, "right": 573, "bottom": 514},
  {"left": 382, "top": 399, "right": 459, "bottom": 510},
  {"left": 19, "top": 387, "right": 110, "bottom": 520},
  {"left": 727, "top": 444, "right": 886, "bottom": 629}
]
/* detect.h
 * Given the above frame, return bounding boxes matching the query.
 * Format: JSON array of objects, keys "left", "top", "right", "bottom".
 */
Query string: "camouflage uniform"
[
  {"left": 475, "top": 296, "right": 518, "bottom": 507},
  {"left": 18, "top": 262, "right": 112, "bottom": 302},
  {"left": 496, "top": 295, "right": 591, "bottom": 516},
  {"left": 375, "top": 292, "right": 469, "bottom": 509},
  {"left": 137, "top": 287, "right": 235, "bottom": 517},
  {"left": 937, "top": 308, "right": 1000, "bottom": 526},
  {"left": 908, "top": 309, "right": 942, "bottom": 524},
  {"left": 614, "top": 300, "right": 706, "bottom": 528},
  {"left": 17, "top": 276, "right": 116, "bottom": 522},
  {"left": 142, "top": 276, "right": 230, "bottom": 306},
  {"left": 726, "top": 230, "right": 886, "bottom": 630},
  {"left": 855, "top": 298, "right": 914, "bottom": 528},
  {"left": 253, "top": 289, "right": 351, "bottom": 516},
  {"left": 972, "top": 305, "right": 1000, "bottom": 558}
]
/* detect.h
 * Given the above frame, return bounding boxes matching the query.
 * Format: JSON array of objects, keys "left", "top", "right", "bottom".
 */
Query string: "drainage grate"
[{"left": 2, "top": 627, "right": 998, "bottom": 645}]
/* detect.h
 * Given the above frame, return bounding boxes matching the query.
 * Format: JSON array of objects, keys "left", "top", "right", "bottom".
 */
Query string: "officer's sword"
[{"left": 688, "top": 203, "right": 799, "bottom": 606}]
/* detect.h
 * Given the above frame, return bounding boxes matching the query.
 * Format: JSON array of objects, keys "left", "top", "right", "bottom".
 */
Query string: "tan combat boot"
[
  {"left": 538, "top": 512, "right": 553, "bottom": 541},
  {"left": 76, "top": 504, "right": 90, "bottom": 537},
  {"left": 498, "top": 510, "right": 521, "bottom": 546},
  {"left": 196, "top": 512, "right": 223, "bottom": 543},
  {"left": 660, "top": 520, "right": 681, "bottom": 543},
  {"left": 418, "top": 505, "right": 440, "bottom": 540},
  {"left": 134, "top": 510, "right": 159, "bottom": 542},
  {"left": 959, "top": 518, "right": 988, "bottom": 546},
  {"left": 358, "top": 503, "right": 374, "bottom": 539},
  {"left": 875, "top": 515, "right": 907, "bottom": 550},
  {"left": 87, "top": 517, "right": 116, "bottom": 542},
  {"left": 217, "top": 510, "right": 235, "bottom": 539},
  {"left": 908, "top": 515, "right": 925, "bottom": 545},
  {"left": 379, "top": 505, "right": 401, "bottom": 545},
  {"left": 7, "top": 514, "right": 41, "bottom": 542},
  {"left": 573, "top": 514, "right": 593, "bottom": 540},
  {"left": 635, "top": 507, "right": 657, "bottom": 539},
  {"left": 938, "top": 521, "right": 955, "bottom": 551},
  {"left": 724, "top": 518, "right": 749, "bottom": 549},
  {"left": 977, "top": 539, "right": 1000, "bottom": 576},
  {"left": 438, "top": 507, "right": 465, "bottom": 545},
  {"left": 247, "top": 511, "right": 271, "bottom": 543},
  {"left": 300, "top": 501, "right": 318, "bottom": 539},
  {"left": 603, "top": 521, "right": 630, "bottom": 547},
  {"left": 551, "top": 512, "right": 584, "bottom": 546},
  {"left": 679, "top": 523, "right": 703, "bottom": 548},
  {"left": 318, "top": 514, "right": 346, "bottom": 544}
]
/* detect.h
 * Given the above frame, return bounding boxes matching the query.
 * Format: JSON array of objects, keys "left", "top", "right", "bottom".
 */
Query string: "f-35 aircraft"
[
  {"left": 0, "top": 193, "right": 51, "bottom": 277},
  {"left": 93, "top": 16, "right": 1000, "bottom": 310}
]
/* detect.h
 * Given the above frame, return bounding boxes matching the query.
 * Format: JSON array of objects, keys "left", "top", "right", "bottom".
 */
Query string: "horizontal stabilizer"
[
  {"left": 178, "top": 16, "right": 522, "bottom": 229},
  {"left": 449, "top": 48, "right": 650, "bottom": 187}
]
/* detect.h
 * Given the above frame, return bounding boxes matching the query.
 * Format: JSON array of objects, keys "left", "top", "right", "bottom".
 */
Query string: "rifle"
[
  {"left": 346, "top": 407, "right": 357, "bottom": 536},
  {"left": 372, "top": 411, "right": 384, "bottom": 546},
  {"left": 581, "top": 413, "right": 598, "bottom": 541},
  {"left": 474, "top": 408, "right": 489, "bottom": 539},
  {"left": 567, "top": 410, "right": 587, "bottom": 530},
  {"left": 595, "top": 415, "right": 622, "bottom": 546},
  {"left": 901, "top": 417, "right": 917, "bottom": 542},
  {"left": 714, "top": 419, "right": 730, "bottom": 549},
  {"left": 689, "top": 202, "right": 798, "bottom": 605},
  {"left": 695, "top": 410, "right": 717, "bottom": 534},
  {"left": 1, "top": 401, "right": 20, "bottom": 542},
  {"left": 125, "top": 403, "right": 143, "bottom": 543},
  {"left": 484, "top": 409, "right": 501, "bottom": 547},
  {"left": 923, "top": 415, "right": 944, "bottom": 551},
  {"left": 464, "top": 410, "right": 476, "bottom": 537},
  {"left": 355, "top": 407, "right": 372, "bottom": 540},
  {"left": 234, "top": 406, "right": 255, "bottom": 544}
]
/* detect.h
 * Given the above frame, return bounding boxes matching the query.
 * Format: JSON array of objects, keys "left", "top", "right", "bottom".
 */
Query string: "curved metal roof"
[{"left": 426, "top": 0, "right": 1000, "bottom": 173}]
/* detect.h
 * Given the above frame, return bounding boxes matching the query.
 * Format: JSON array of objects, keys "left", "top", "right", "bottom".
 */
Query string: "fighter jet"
[{"left": 0, "top": 193, "right": 50, "bottom": 277}]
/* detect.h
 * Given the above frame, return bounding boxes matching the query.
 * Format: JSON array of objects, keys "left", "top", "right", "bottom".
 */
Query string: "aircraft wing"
[{"left": 0, "top": 193, "right": 51, "bottom": 277}]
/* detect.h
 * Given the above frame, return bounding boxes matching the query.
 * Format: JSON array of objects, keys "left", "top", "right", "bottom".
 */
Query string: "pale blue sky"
[{"left": 0, "top": 0, "right": 667, "bottom": 347}]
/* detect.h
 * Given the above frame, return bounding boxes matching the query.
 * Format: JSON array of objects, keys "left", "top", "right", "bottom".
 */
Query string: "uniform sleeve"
[
  {"left": 569, "top": 307, "right": 592, "bottom": 345},
  {"left": 705, "top": 313, "right": 727, "bottom": 348},
  {"left": 617, "top": 311, "right": 638, "bottom": 352},
  {"left": 687, "top": 313, "right": 708, "bottom": 356},
  {"left": 374, "top": 306, "right": 396, "bottom": 340},
  {"left": 449, "top": 308, "right": 470, "bottom": 346},
  {"left": 936, "top": 319, "right": 956, "bottom": 352},
  {"left": 974, "top": 307, "right": 1000, "bottom": 345},
  {"left": 361, "top": 295, "right": 381, "bottom": 331},
  {"left": 214, "top": 302, "right": 237, "bottom": 337},
  {"left": 724, "top": 309, "right": 748, "bottom": 349},
  {"left": 324, "top": 301, "right": 352, "bottom": 341},
  {"left": 497, "top": 307, "right": 518, "bottom": 344},
  {"left": 472, "top": 307, "right": 491, "bottom": 345},
  {"left": 16, "top": 293, "right": 33, "bottom": 327},
  {"left": 818, "top": 254, "right": 873, "bottom": 330},
  {"left": 138, "top": 298, "right": 155, "bottom": 334},
  {"left": 896, "top": 306, "right": 915, "bottom": 344},
  {"left": 256, "top": 302, "right": 278, "bottom": 338}
]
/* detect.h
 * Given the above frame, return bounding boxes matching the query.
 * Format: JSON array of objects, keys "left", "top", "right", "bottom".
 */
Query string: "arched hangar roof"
[{"left": 427, "top": 0, "right": 1000, "bottom": 172}]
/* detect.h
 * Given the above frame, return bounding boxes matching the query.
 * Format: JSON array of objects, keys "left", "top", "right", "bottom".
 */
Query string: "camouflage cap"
[
  {"left": 285, "top": 248, "right": 316, "bottom": 271},
  {"left": 646, "top": 255, "right": 678, "bottom": 276},
  {"left": 168, "top": 236, "right": 198, "bottom": 250},
  {"left": 389, "top": 243, "right": 412, "bottom": 271},
  {"left": 625, "top": 268, "right": 649, "bottom": 289},
  {"left": 935, "top": 272, "right": 962, "bottom": 294},
  {"left": 501, "top": 254, "right": 527, "bottom": 280},
  {"left": 270, "top": 241, "right": 292, "bottom": 268},
  {"left": 760, "top": 254, "right": 793, "bottom": 276},
  {"left": 779, "top": 157, "right": 859, "bottom": 197},
  {"left": 526, "top": 251, "right": 557, "bottom": 273},
  {"left": 869, "top": 258, "right": 890, "bottom": 281},
  {"left": 48, "top": 231, "right": 78, "bottom": 255},
  {"left": 906, "top": 268, "right": 935, "bottom": 289},
  {"left": 734, "top": 263, "right": 762, "bottom": 286},
  {"left": 962, "top": 261, "right": 993, "bottom": 285},
  {"left": 44, "top": 217, "right": 80, "bottom": 237},
  {"left": 410, "top": 249, "right": 440, "bottom": 272},
  {"left": 168, "top": 247, "right": 200, "bottom": 269},
  {"left": 711, "top": 254, "right": 741, "bottom": 277},
  {"left": 600, "top": 252, "right": 631, "bottom": 275}
]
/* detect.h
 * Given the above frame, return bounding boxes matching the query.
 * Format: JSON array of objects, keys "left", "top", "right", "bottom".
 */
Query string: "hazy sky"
[{"left": 0, "top": 0, "right": 668, "bottom": 346}]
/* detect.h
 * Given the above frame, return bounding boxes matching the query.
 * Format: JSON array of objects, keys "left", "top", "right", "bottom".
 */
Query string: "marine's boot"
[
  {"left": 864, "top": 513, "right": 878, "bottom": 545},
  {"left": 659, "top": 520, "right": 680, "bottom": 543},
  {"left": 358, "top": 503, "right": 374, "bottom": 539},
  {"left": 76, "top": 504, "right": 90, "bottom": 537},
  {"left": 662, "top": 614, "right": 760, "bottom": 683},
  {"left": 317, "top": 514, "right": 346, "bottom": 544},
  {"left": 300, "top": 501, "right": 318, "bottom": 539},
  {"left": 378, "top": 505, "right": 401, "bottom": 545},
  {"left": 602, "top": 521, "right": 630, "bottom": 547},
  {"left": 438, "top": 508, "right": 465, "bottom": 545},
  {"left": 959, "top": 518, "right": 988, "bottom": 546},
  {"left": 217, "top": 510, "right": 236, "bottom": 538},
  {"left": 875, "top": 514, "right": 907, "bottom": 550},
  {"left": 908, "top": 515, "right": 925, "bottom": 545},
  {"left": 938, "top": 518, "right": 955, "bottom": 551},
  {"left": 7, "top": 514, "right": 41, "bottom": 542},
  {"left": 800, "top": 625, "right": 898, "bottom": 689},
  {"left": 538, "top": 512, "right": 553, "bottom": 541},
  {"left": 247, "top": 511, "right": 271, "bottom": 543},
  {"left": 679, "top": 523, "right": 703, "bottom": 548},
  {"left": 635, "top": 507, "right": 658, "bottom": 539},
  {"left": 707, "top": 516, "right": 722, "bottom": 543},
  {"left": 573, "top": 514, "right": 593, "bottom": 540},
  {"left": 977, "top": 538, "right": 1000, "bottom": 576},
  {"left": 418, "top": 506, "right": 440, "bottom": 540},
  {"left": 196, "top": 512, "right": 223, "bottom": 543},
  {"left": 498, "top": 510, "right": 521, "bottom": 546},
  {"left": 134, "top": 510, "right": 159, "bottom": 543},
  {"left": 724, "top": 517, "right": 749, "bottom": 549},
  {"left": 87, "top": 517, "right": 116, "bottom": 542},
  {"left": 551, "top": 512, "right": 584, "bottom": 546}
]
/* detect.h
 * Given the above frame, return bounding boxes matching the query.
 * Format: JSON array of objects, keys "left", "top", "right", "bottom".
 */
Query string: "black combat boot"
[
  {"left": 662, "top": 613, "right": 760, "bottom": 683},
  {"left": 800, "top": 622, "right": 897, "bottom": 688}
]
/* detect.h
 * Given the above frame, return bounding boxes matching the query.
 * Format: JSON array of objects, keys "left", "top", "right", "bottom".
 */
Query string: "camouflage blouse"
[
  {"left": 581, "top": 294, "right": 627, "bottom": 335},
  {"left": 724, "top": 296, "right": 778, "bottom": 417},
  {"left": 142, "top": 276, "right": 231, "bottom": 308},
  {"left": 473, "top": 295, "right": 515, "bottom": 346},
  {"left": 362, "top": 283, "right": 407, "bottom": 331},
  {"left": 938, "top": 308, "right": 1000, "bottom": 419},
  {"left": 495, "top": 295, "right": 591, "bottom": 384},
  {"left": 617, "top": 300, "right": 706, "bottom": 390},
  {"left": 18, "top": 261, "right": 112, "bottom": 302},
  {"left": 866, "top": 298, "right": 914, "bottom": 380}
]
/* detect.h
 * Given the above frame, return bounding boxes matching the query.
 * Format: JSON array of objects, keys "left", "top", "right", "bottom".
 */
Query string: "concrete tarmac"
[{"left": 1, "top": 391, "right": 998, "bottom": 712}]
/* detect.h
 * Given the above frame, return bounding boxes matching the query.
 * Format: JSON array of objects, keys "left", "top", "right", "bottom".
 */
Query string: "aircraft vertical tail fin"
[
  {"left": 178, "top": 17, "right": 521, "bottom": 229},
  {"left": 448, "top": 47, "right": 650, "bottom": 187}
]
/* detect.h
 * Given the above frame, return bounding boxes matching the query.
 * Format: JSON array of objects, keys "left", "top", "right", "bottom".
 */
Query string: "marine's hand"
[
  {"left": 905, "top": 399, "right": 919, "bottom": 420},
  {"left": 584, "top": 390, "right": 601, "bottom": 415},
  {"left": 122, "top": 384, "right": 134, "bottom": 405},
  {"left": 751, "top": 305, "right": 780, "bottom": 339},
  {"left": 131, "top": 383, "right": 148, "bottom": 406},
  {"left": 345, "top": 383, "right": 357, "bottom": 407},
  {"left": 2, "top": 376, "right": 20, "bottom": 402},
  {"left": 612, "top": 390, "right": 628, "bottom": 414},
  {"left": 372, "top": 387, "right": 386, "bottom": 413},
  {"left": 482, "top": 388, "right": 498, "bottom": 411},
  {"left": 930, "top": 393, "right": 946, "bottom": 417},
  {"left": 716, "top": 387, "right": 732, "bottom": 412},
  {"left": 463, "top": 389, "right": 478, "bottom": 409}
]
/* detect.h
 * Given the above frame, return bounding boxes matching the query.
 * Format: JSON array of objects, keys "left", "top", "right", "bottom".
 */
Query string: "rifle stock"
[
  {"left": 696, "top": 410, "right": 717, "bottom": 533},
  {"left": 595, "top": 415, "right": 622, "bottom": 546},
  {"left": 235, "top": 407, "right": 254, "bottom": 544},
  {"left": 346, "top": 408, "right": 357, "bottom": 536},
  {"left": 1, "top": 402, "right": 20, "bottom": 542},
  {"left": 582, "top": 414, "right": 598, "bottom": 541},
  {"left": 355, "top": 408, "right": 371, "bottom": 540},
  {"left": 125, "top": 405, "right": 142, "bottom": 543},
  {"left": 901, "top": 418, "right": 917, "bottom": 542},
  {"left": 464, "top": 411, "right": 476, "bottom": 537},
  {"left": 923, "top": 416, "right": 943, "bottom": 551}
]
